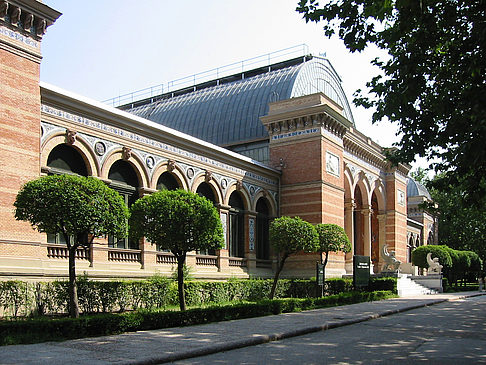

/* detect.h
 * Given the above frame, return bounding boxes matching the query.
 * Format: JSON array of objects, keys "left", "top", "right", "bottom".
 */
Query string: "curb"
[{"left": 127, "top": 292, "right": 485, "bottom": 364}]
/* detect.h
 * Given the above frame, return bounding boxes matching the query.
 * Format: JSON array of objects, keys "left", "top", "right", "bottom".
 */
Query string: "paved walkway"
[{"left": 0, "top": 292, "right": 484, "bottom": 365}]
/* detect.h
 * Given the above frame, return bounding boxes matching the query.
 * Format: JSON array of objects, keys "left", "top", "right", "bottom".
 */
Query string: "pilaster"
[{"left": 344, "top": 199, "right": 355, "bottom": 273}]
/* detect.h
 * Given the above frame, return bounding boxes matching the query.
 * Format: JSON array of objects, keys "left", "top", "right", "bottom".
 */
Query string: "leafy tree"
[
  {"left": 14, "top": 175, "right": 129, "bottom": 317},
  {"left": 409, "top": 167, "right": 428, "bottom": 185},
  {"left": 130, "top": 189, "right": 224, "bottom": 311},
  {"left": 269, "top": 216, "right": 319, "bottom": 299},
  {"left": 456, "top": 251, "right": 472, "bottom": 286},
  {"left": 297, "top": 0, "right": 486, "bottom": 206},
  {"left": 424, "top": 172, "right": 486, "bottom": 272},
  {"left": 315, "top": 223, "right": 351, "bottom": 270}
]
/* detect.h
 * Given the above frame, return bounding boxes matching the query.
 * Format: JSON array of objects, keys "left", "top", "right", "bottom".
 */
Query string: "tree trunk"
[
  {"left": 323, "top": 250, "right": 329, "bottom": 268},
  {"left": 176, "top": 253, "right": 187, "bottom": 311},
  {"left": 270, "top": 253, "right": 288, "bottom": 299},
  {"left": 68, "top": 245, "right": 80, "bottom": 318}
]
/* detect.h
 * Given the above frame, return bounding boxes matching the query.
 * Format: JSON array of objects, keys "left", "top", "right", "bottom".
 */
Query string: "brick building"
[{"left": 0, "top": 0, "right": 429, "bottom": 281}]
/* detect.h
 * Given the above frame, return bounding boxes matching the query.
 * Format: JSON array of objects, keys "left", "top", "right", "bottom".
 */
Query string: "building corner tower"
[{"left": 0, "top": 1, "right": 60, "bottom": 255}]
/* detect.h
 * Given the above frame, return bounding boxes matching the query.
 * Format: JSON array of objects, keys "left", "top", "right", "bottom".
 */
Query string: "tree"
[
  {"left": 14, "top": 175, "right": 129, "bottom": 317},
  {"left": 297, "top": 0, "right": 486, "bottom": 206},
  {"left": 315, "top": 223, "right": 351, "bottom": 269},
  {"left": 130, "top": 189, "right": 224, "bottom": 311},
  {"left": 269, "top": 216, "right": 319, "bottom": 299},
  {"left": 424, "top": 172, "right": 486, "bottom": 272}
]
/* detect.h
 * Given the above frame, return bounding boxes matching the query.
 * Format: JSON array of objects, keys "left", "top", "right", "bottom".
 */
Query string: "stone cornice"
[
  {"left": 261, "top": 94, "right": 352, "bottom": 142},
  {"left": 0, "top": 0, "right": 60, "bottom": 39},
  {"left": 343, "top": 130, "right": 387, "bottom": 170}
]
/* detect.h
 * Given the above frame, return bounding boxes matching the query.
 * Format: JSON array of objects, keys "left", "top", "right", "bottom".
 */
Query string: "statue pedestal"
[{"left": 410, "top": 274, "right": 443, "bottom": 293}]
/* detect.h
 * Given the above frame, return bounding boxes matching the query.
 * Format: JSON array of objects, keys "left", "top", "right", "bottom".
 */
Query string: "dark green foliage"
[
  {"left": 315, "top": 224, "right": 351, "bottom": 268},
  {"left": 2, "top": 277, "right": 397, "bottom": 318},
  {"left": 14, "top": 175, "right": 129, "bottom": 242},
  {"left": 14, "top": 174, "right": 129, "bottom": 317},
  {"left": 412, "top": 245, "right": 483, "bottom": 285},
  {"left": 0, "top": 281, "right": 31, "bottom": 318},
  {"left": 411, "top": 245, "right": 452, "bottom": 270},
  {"left": 269, "top": 216, "right": 319, "bottom": 298},
  {"left": 367, "top": 277, "right": 397, "bottom": 293},
  {"left": 130, "top": 189, "right": 224, "bottom": 254},
  {"left": 130, "top": 189, "right": 224, "bottom": 311},
  {"left": 270, "top": 217, "right": 319, "bottom": 256},
  {"left": 297, "top": 0, "right": 486, "bottom": 207},
  {"left": 0, "top": 290, "right": 395, "bottom": 346},
  {"left": 415, "top": 172, "right": 486, "bottom": 273}
]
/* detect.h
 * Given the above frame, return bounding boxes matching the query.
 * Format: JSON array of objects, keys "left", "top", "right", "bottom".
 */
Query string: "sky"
[{"left": 40, "top": 0, "right": 404, "bottom": 152}]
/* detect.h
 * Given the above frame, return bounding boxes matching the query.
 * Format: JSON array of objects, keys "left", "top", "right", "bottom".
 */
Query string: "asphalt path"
[{"left": 172, "top": 295, "right": 486, "bottom": 364}]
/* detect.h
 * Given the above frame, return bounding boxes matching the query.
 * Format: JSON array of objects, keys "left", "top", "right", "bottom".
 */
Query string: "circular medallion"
[
  {"left": 221, "top": 179, "right": 227, "bottom": 189},
  {"left": 187, "top": 168, "right": 194, "bottom": 179},
  {"left": 146, "top": 156, "right": 155, "bottom": 169},
  {"left": 94, "top": 141, "right": 106, "bottom": 156},
  {"left": 250, "top": 186, "right": 256, "bottom": 195}
]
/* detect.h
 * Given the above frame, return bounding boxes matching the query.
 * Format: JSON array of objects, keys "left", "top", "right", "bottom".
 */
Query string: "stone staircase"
[{"left": 397, "top": 274, "right": 438, "bottom": 296}]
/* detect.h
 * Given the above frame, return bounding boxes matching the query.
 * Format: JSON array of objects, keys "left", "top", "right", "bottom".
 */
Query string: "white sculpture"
[
  {"left": 427, "top": 252, "right": 443, "bottom": 274},
  {"left": 382, "top": 243, "right": 401, "bottom": 272}
]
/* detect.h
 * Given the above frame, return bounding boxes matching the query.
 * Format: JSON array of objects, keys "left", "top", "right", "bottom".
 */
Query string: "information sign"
[{"left": 353, "top": 255, "right": 370, "bottom": 288}]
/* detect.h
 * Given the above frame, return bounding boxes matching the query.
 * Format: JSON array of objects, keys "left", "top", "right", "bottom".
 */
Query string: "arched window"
[
  {"left": 196, "top": 182, "right": 216, "bottom": 204},
  {"left": 256, "top": 198, "right": 270, "bottom": 260},
  {"left": 46, "top": 144, "right": 88, "bottom": 244},
  {"left": 157, "top": 172, "right": 179, "bottom": 191},
  {"left": 353, "top": 187, "right": 364, "bottom": 256},
  {"left": 228, "top": 191, "right": 245, "bottom": 258},
  {"left": 427, "top": 231, "right": 434, "bottom": 245},
  {"left": 408, "top": 236, "right": 414, "bottom": 263},
  {"left": 47, "top": 144, "right": 88, "bottom": 176},
  {"left": 108, "top": 160, "right": 139, "bottom": 250},
  {"left": 196, "top": 182, "right": 217, "bottom": 255}
]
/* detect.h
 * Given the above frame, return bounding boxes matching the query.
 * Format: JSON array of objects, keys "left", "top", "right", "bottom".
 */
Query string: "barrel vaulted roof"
[{"left": 121, "top": 55, "right": 354, "bottom": 147}]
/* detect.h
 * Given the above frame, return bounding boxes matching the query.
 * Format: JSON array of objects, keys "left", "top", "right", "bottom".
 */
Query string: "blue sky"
[{"left": 40, "top": 0, "right": 401, "bottom": 150}]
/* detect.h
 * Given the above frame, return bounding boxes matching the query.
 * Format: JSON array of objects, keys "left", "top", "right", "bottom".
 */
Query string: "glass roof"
[{"left": 124, "top": 56, "right": 354, "bottom": 147}]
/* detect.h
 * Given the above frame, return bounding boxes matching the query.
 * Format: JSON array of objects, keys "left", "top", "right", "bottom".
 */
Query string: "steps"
[{"left": 397, "top": 274, "right": 438, "bottom": 296}]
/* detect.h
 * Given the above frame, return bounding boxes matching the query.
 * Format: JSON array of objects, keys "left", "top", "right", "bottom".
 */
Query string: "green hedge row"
[
  {"left": 0, "top": 276, "right": 396, "bottom": 318},
  {"left": 0, "top": 290, "right": 395, "bottom": 346},
  {"left": 412, "top": 245, "right": 483, "bottom": 285}
]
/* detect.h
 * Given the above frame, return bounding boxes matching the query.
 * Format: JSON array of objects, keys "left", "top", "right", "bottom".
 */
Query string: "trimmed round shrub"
[{"left": 412, "top": 245, "right": 452, "bottom": 270}]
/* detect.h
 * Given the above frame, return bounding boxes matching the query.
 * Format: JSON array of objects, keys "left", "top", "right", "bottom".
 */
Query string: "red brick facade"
[{"left": 0, "top": 1, "right": 419, "bottom": 282}]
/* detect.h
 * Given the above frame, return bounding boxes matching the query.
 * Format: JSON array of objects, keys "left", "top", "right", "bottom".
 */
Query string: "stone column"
[
  {"left": 344, "top": 199, "right": 355, "bottom": 273},
  {"left": 245, "top": 211, "right": 257, "bottom": 273},
  {"left": 217, "top": 205, "right": 230, "bottom": 273},
  {"left": 377, "top": 213, "right": 387, "bottom": 273},
  {"left": 361, "top": 205, "right": 373, "bottom": 273},
  {"left": 138, "top": 187, "right": 156, "bottom": 270}
]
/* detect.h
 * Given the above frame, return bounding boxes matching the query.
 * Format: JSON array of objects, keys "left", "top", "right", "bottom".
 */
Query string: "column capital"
[
  {"left": 377, "top": 213, "right": 387, "bottom": 222},
  {"left": 344, "top": 199, "right": 356, "bottom": 210},
  {"left": 360, "top": 205, "right": 373, "bottom": 217}
]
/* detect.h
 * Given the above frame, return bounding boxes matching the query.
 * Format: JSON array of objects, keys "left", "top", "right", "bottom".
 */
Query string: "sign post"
[{"left": 353, "top": 255, "right": 370, "bottom": 289}]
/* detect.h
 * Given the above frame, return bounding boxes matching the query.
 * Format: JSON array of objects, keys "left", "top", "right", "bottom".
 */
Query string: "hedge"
[
  {"left": 0, "top": 276, "right": 395, "bottom": 318},
  {"left": 0, "top": 290, "right": 395, "bottom": 346},
  {"left": 412, "top": 245, "right": 483, "bottom": 285}
]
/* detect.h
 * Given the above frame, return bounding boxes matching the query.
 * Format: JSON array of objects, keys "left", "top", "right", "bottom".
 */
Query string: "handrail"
[{"left": 103, "top": 44, "right": 310, "bottom": 107}]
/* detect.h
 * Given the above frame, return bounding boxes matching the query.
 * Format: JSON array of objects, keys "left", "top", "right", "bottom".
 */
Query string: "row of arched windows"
[{"left": 45, "top": 143, "right": 272, "bottom": 260}]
